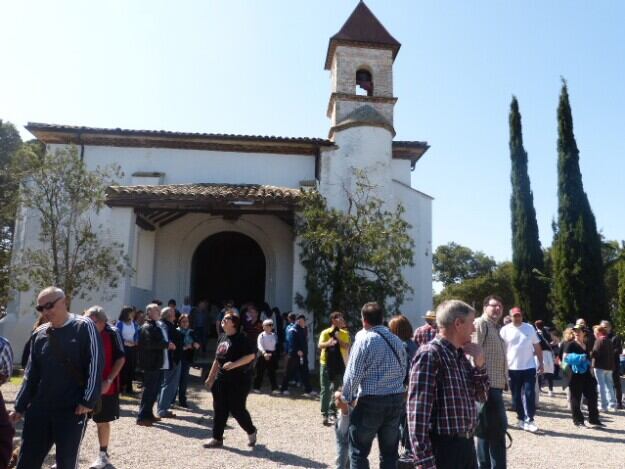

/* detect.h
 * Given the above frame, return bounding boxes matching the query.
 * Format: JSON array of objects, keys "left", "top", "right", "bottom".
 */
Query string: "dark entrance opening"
[{"left": 191, "top": 231, "right": 266, "bottom": 307}]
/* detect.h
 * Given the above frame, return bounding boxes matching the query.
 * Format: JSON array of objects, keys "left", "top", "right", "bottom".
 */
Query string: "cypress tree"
[
  {"left": 509, "top": 97, "right": 548, "bottom": 320},
  {"left": 551, "top": 80, "right": 606, "bottom": 326}
]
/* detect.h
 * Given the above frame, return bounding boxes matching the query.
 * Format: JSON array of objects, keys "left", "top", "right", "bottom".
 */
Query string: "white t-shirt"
[{"left": 499, "top": 322, "right": 539, "bottom": 370}]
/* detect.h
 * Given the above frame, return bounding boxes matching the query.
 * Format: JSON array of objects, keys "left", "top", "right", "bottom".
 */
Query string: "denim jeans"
[
  {"left": 594, "top": 368, "right": 617, "bottom": 409},
  {"left": 321, "top": 364, "right": 343, "bottom": 417},
  {"left": 158, "top": 362, "right": 181, "bottom": 415},
  {"left": 177, "top": 360, "right": 191, "bottom": 405},
  {"left": 508, "top": 368, "right": 536, "bottom": 422},
  {"left": 476, "top": 388, "right": 507, "bottom": 469},
  {"left": 335, "top": 412, "right": 350, "bottom": 469},
  {"left": 348, "top": 393, "right": 403, "bottom": 469}
]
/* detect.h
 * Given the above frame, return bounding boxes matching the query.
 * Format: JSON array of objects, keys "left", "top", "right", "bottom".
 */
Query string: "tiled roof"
[
  {"left": 325, "top": 2, "right": 401, "bottom": 69},
  {"left": 26, "top": 122, "right": 334, "bottom": 147},
  {"left": 106, "top": 183, "right": 302, "bottom": 207}
]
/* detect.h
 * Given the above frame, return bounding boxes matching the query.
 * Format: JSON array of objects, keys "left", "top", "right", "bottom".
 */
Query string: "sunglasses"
[{"left": 36, "top": 296, "right": 62, "bottom": 313}]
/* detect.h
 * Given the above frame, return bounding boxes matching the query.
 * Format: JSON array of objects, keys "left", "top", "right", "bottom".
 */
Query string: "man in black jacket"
[
  {"left": 137, "top": 303, "right": 174, "bottom": 426},
  {"left": 10, "top": 286, "right": 103, "bottom": 469}
]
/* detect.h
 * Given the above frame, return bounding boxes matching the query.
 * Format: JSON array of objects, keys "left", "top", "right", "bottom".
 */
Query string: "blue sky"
[{"left": 2, "top": 1, "right": 624, "bottom": 261}]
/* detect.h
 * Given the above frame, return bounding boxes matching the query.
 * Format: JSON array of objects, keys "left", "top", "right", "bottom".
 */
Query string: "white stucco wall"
[
  {"left": 392, "top": 179, "right": 433, "bottom": 326},
  {"left": 47, "top": 144, "right": 316, "bottom": 188}
]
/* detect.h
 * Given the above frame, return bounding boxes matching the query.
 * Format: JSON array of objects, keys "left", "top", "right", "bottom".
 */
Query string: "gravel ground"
[{"left": 3, "top": 372, "right": 625, "bottom": 468}]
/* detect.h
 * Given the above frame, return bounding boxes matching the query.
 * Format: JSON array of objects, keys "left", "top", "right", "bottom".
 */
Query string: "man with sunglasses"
[{"left": 10, "top": 286, "right": 104, "bottom": 469}]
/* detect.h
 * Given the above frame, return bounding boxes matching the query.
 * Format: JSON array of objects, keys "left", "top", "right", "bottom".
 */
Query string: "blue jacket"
[
  {"left": 564, "top": 353, "right": 590, "bottom": 374},
  {"left": 117, "top": 320, "right": 140, "bottom": 344},
  {"left": 285, "top": 324, "right": 308, "bottom": 357}
]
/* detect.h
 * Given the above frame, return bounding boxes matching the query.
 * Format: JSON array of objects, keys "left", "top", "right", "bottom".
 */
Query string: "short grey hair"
[
  {"left": 37, "top": 286, "right": 65, "bottom": 302},
  {"left": 436, "top": 300, "right": 475, "bottom": 329},
  {"left": 160, "top": 306, "right": 174, "bottom": 321},
  {"left": 146, "top": 303, "right": 161, "bottom": 315},
  {"left": 84, "top": 305, "right": 107, "bottom": 323}
]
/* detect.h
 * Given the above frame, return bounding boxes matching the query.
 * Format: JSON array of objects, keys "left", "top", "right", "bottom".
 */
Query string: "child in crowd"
[
  {"left": 334, "top": 390, "right": 350, "bottom": 469},
  {"left": 253, "top": 319, "right": 279, "bottom": 394}
]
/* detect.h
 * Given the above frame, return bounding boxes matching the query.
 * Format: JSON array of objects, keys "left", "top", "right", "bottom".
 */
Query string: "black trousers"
[
  {"left": 430, "top": 433, "right": 477, "bottom": 469},
  {"left": 613, "top": 367, "right": 622, "bottom": 407},
  {"left": 17, "top": 406, "right": 88, "bottom": 469},
  {"left": 569, "top": 372, "right": 600, "bottom": 424},
  {"left": 121, "top": 345, "right": 137, "bottom": 392},
  {"left": 280, "top": 355, "right": 311, "bottom": 393},
  {"left": 138, "top": 369, "right": 162, "bottom": 421},
  {"left": 211, "top": 377, "right": 256, "bottom": 440},
  {"left": 0, "top": 392, "right": 14, "bottom": 469},
  {"left": 253, "top": 353, "right": 278, "bottom": 390}
]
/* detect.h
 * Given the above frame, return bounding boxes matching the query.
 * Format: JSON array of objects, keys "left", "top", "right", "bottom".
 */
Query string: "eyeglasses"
[
  {"left": 487, "top": 303, "right": 502, "bottom": 308},
  {"left": 36, "top": 296, "right": 62, "bottom": 313},
  {"left": 222, "top": 317, "right": 234, "bottom": 322}
]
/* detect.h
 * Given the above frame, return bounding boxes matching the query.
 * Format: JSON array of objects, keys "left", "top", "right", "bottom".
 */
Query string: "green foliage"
[
  {"left": 295, "top": 174, "right": 414, "bottom": 332},
  {"left": 433, "top": 242, "right": 496, "bottom": 287},
  {"left": 0, "top": 120, "right": 23, "bottom": 307},
  {"left": 508, "top": 97, "right": 549, "bottom": 321},
  {"left": 614, "top": 258, "right": 625, "bottom": 337},
  {"left": 10, "top": 145, "right": 133, "bottom": 307},
  {"left": 551, "top": 80, "right": 607, "bottom": 326},
  {"left": 435, "top": 261, "right": 515, "bottom": 311}
]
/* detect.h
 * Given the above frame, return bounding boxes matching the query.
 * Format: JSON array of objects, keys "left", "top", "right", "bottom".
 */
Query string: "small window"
[{"left": 356, "top": 69, "right": 373, "bottom": 96}]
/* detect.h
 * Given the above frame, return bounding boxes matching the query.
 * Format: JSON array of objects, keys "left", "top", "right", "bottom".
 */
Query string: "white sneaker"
[
  {"left": 516, "top": 419, "right": 525, "bottom": 430},
  {"left": 281, "top": 390, "right": 290, "bottom": 396},
  {"left": 90, "top": 451, "right": 109, "bottom": 469},
  {"left": 271, "top": 389, "right": 280, "bottom": 395},
  {"left": 547, "top": 391, "right": 554, "bottom": 397},
  {"left": 309, "top": 391, "right": 318, "bottom": 397},
  {"left": 252, "top": 389, "right": 261, "bottom": 394},
  {"left": 524, "top": 420, "right": 538, "bottom": 433},
  {"left": 302, "top": 392, "right": 311, "bottom": 397},
  {"left": 608, "top": 406, "right": 617, "bottom": 412}
]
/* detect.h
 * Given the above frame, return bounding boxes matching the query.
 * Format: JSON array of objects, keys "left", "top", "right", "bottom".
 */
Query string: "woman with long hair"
[
  {"left": 203, "top": 311, "right": 257, "bottom": 449},
  {"left": 117, "top": 306, "right": 140, "bottom": 394},
  {"left": 563, "top": 325, "right": 603, "bottom": 427}
]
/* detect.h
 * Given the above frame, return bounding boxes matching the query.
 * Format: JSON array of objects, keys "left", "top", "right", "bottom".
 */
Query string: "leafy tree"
[
  {"left": 551, "top": 80, "right": 607, "bottom": 326},
  {"left": 295, "top": 174, "right": 414, "bottom": 332},
  {"left": 0, "top": 120, "right": 23, "bottom": 306},
  {"left": 615, "top": 258, "right": 625, "bottom": 336},
  {"left": 435, "top": 261, "right": 515, "bottom": 311},
  {"left": 508, "top": 97, "right": 549, "bottom": 321},
  {"left": 10, "top": 145, "right": 132, "bottom": 308},
  {"left": 433, "top": 242, "right": 496, "bottom": 287}
]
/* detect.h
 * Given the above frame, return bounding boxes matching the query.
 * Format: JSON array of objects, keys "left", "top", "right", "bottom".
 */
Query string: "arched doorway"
[{"left": 190, "top": 231, "right": 266, "bottom": 306}]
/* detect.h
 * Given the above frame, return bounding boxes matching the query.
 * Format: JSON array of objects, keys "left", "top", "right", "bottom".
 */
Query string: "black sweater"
[{"left": 15, "top": 314, "right": 103, "bottom": 413}]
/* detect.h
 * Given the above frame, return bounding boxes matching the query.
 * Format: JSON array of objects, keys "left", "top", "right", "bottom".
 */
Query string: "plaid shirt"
[
  {"left": 407, "top": 338, "right": 489, "bottom": 469},
  {"left": 341, "top": 326, "right": 406, "bottom": 403},
  {"left": 0, "top": 336, "right": 14, "bottom": 382},
  {"left": 473, "top": 315, "right": 508, "bottom": 389},
  {"left": 413, "top": 323, "right": 437, "bottom": 346}
]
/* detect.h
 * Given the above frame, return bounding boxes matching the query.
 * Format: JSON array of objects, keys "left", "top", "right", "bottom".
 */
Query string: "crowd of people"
[{"left": 0, "top": 285, "right": 624, "bottom": 469}]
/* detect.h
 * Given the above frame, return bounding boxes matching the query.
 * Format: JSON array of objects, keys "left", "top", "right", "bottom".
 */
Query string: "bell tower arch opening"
[{"left": 190, "top": 231, "right": 266, "bottom": 307}]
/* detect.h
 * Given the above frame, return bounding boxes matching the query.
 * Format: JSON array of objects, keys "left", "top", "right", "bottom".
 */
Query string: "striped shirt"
[
  {"left": 0, "top": 336, "right": 13, "bottom": 380},
  {"left": 407, "top": 337, "right": 489, "bottom": 469},
  {"left": 341, "top": 326, "right": 406, "bottom": 403}
]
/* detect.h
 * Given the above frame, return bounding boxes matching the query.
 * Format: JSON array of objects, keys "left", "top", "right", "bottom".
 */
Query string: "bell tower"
[{"left": 325, "top": 1, "right": 400, "bottom": 138}]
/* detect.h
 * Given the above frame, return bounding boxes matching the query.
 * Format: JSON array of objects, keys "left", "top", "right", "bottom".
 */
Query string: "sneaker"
[
  {"left": 203, "top": 438, "right": 223, "bottom": 448},
  {"left": 158, "top": 411, "right": 177, "bottom": 418},
  {"left": 252, "top": 388, "right": 261, "bottom": 394},
  {"left": 309, "top": 391, "right": 318, "bottom": 397},
  {"left": 516, "top": 419, "right": 525, "bottom": 430},
  {"left": 247, "top": 431, "right": 257, "bottom": 447},
  {"left": 523, "top": 420, "right": 538, "bottom": 433},
  {"left": 600, "top": 407, "right": 608, "bottom": 413},
  {"left": 90, "top": 451, "right": 109, "bottom": 469},
  {"left": 590, "top": 422, "right": 606, "bottom": 428},
  {"left": 271, "top": 389, "right": 280, "bottom": 395},
  {"left": 608, "top": 406, "right": 617, "bottom": 412},
  {"left": 302, "top": 393, "right": 311, "bottom": 398},
  {"left": 281, "top": 390, "right": 290, "bottom": 396},
  {"left": 547, "top": 391, "right": 554, "bottom": 397}
]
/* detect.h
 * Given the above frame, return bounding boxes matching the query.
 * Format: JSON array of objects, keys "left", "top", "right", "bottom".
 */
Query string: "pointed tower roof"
[{"left": 324, "top": 2, "right": 401, "bottom": 70}]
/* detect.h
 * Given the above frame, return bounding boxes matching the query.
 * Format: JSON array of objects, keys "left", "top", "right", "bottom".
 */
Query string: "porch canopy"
[{"left": 105, "top": 183, "right": 303, "bottom": 230}]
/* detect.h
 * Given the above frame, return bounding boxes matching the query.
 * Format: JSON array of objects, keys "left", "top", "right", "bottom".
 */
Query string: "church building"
[{"left": 3, "top": 2, "right": 433, "bottom": 350}]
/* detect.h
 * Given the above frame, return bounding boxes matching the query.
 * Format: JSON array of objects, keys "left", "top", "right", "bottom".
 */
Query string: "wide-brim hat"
[{"left": 424, "top": 310, "right": 436, "bottom": 320}]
